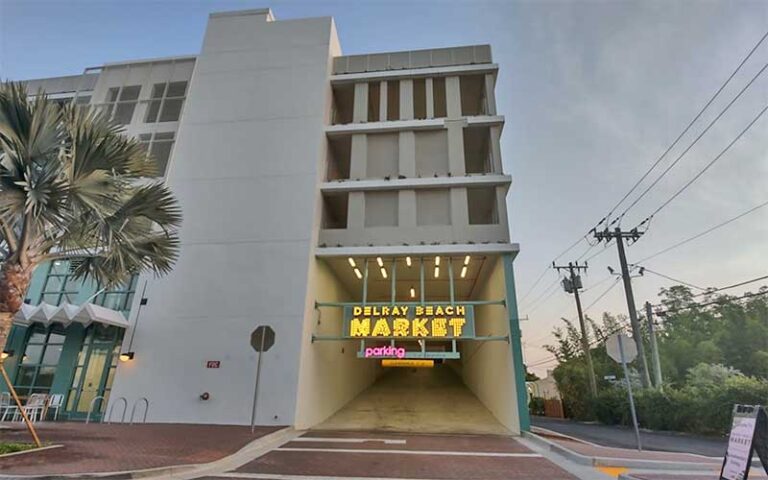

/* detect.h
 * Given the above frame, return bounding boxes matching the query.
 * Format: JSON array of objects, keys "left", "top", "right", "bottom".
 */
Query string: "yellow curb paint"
[{"left": 596, "top": 466, "right": 629, "bottom": 477}]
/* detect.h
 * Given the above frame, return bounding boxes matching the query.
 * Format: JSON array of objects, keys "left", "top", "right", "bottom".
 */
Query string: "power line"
[
  {"left": 634, "top": 100, "right": 768, "bottom": 228},
  {"left": 595, "top": 29, "right": 768, "bottom": 229},
  {"left": 583, "top": 277, "right": 622, "bottom": 312},
  {"left": 655, "top": 289, "right": 768, "bottom": 316},
  {"left": 634, "top": 199, "right": 768, "bottom": 264},
  {"left": 691, "top": 273, "right": 768, "bottom": 299},
  {"left": 524, "top": 278, "right": 564, "bottom": 315},
  {"left": 621, "top": 60, "right": 768, "bottom": 226},
  {"left": 633, "top": 265, "right": 707, "bottom": 291},
  {"left": 518, "top": 266, "right": 552, "bottom": 305}
]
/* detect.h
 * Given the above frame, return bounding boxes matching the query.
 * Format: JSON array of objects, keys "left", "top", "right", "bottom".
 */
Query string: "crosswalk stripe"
[{"left": 275, "top": 447, "right": 542, "bottom": 457}]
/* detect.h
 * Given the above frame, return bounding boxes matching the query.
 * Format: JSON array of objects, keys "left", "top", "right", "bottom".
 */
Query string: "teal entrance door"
[{"left": 64, "top": 325, "right": 123, "bottom": 421}]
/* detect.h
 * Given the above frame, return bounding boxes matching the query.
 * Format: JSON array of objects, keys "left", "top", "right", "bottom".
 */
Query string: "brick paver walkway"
[{"left": 0, "top": 422, "right": 283, "bottom": 475}]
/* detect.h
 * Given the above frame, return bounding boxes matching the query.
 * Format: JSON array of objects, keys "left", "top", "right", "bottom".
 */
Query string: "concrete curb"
[
  {"left": 522, "top": 431, "right": 722, "bottom": 471},
  {"left": 0, "top": 426, "right": 298, "bottom": 480}
]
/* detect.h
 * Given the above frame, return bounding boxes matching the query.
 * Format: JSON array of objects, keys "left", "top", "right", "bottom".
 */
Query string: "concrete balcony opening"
[
  {"left": 387, "top": 80, "right": 400, "bottom": 121},
  {"left": 467, "top": 187, "right": 499, "bottom": 225},
  {"left": 414, "top": 78, "right": 427, "bottom": 120},
  {"left": 326, "top": 135, "right": 351, "bottom": 180},
  {"left": 463, "top": 126, "right": 493, "bottom": 174},
  {"left": 299, "top": 254, "right": 520, "bottom": 434},
  {"left": 367, "top": 82, "right": 380, "bottom": 122},
  {"left": 433, "top": 77, "right": 447, "bottom": 118},
  {"left": 460, "top": 74, "right": 488, "bottom": 116},
  {"left": 321, "top": 192, "right": 349, "bottom": 229},
  {"left": 331, "top": 83, "right": 354, "bottom": 125}
]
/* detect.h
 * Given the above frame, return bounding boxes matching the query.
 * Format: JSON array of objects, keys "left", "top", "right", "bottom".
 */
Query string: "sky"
[{"left": 1, "top": 0, "right": 767, "bottom": 376}]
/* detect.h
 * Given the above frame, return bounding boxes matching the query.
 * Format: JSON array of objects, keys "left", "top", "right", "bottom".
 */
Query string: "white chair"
[
  {"left": 17, "top": 394, "right": 47, "bottom": 423},
  {"left": 0, "top": 392, "right": 14, "bottom": 422},
  {"left": 45, "top": 394, "right": 64, "bottom": 421}
]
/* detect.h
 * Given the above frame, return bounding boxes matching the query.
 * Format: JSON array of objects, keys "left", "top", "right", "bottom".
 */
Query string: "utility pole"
[
  {"left": 554, "top": 261, "right": 597, "bottom": 397},
  {"left": 593, "top": 227, "right": 652, "bottom": 388},
  {"left": 645, "top": 301, "right": 663, "bottom": 391}
]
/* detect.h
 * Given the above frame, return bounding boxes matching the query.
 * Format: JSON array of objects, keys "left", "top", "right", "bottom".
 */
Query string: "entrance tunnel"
[{"left": 295, "top": 254, "right": 524, "bottom": 435}]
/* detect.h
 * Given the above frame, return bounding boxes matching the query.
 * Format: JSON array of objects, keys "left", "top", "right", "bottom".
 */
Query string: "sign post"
[
  {"left": 249, "top": 325, "right": 275, "bottom": 433},
  {"left": 606, "top": 333, "right": 642, "bottom": 451}
]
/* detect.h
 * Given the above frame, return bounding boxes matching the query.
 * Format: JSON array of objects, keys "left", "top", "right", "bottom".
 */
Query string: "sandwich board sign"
[{"left": 720, "top": 405, "right": 768, "bottom": 480}]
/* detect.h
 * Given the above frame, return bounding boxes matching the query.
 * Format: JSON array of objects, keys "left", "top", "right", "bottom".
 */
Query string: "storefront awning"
[{"left": 13, "top": 302, "right": 129, "bottom": 329}]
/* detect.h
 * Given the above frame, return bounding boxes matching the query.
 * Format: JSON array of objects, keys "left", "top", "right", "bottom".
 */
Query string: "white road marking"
[
  {"left": 275, "top": 447, "right": 543, "bottom": 457},
  {"left": 294, "top": 436, "right": 406, "bottom": 445}
]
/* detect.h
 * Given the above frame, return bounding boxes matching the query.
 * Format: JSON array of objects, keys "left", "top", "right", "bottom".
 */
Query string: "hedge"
[{"left": 582, "top": 375, "right": 768, "bottom": 435}]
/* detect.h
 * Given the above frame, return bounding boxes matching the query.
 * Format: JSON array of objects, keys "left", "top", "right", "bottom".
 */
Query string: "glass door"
[{"left": 65, "top": 324, "right": 123, "bottom": 420}]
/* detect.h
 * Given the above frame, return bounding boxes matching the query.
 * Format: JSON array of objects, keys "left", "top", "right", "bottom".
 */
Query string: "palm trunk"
[{"left": 0, "top": 261, "right": 32, "bottom": 352}]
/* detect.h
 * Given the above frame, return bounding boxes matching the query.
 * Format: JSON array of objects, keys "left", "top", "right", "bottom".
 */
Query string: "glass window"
[
  {"left": 41, "top": 344, "right": 63, "bottom": 365},
  {"left": 22, "top": 344, "right": 43, "bottom": 365},
  {"left": 94, "top": 274, "right": 138, "bottom": 317},
  {"left": 13, "top": 326, "right": 69, "bottom": 399},
  {"left": 38, "top": 260, "right": 80, "bottom": 306},
  {"left": 102, "top": 85, "right": 141, "bottom": 125},
  {"left": 137, "top": 133, "right": 175, "bottom": 177},
  {"left": 144, "top": 81, "right": 187, "bottom": 123}
]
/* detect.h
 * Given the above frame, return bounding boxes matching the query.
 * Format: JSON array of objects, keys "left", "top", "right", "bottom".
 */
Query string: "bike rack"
[
  {"left": 106, "top": 397, "right": 128, "bottom": 424},
  {"left": 85, "top": 396, "right": 105, "bottom": 424},
  {"left": 129, "top": 397, "right": 149, "bottom": 425}
]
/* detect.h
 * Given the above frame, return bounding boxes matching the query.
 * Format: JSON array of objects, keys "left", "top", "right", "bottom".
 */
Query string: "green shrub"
[
  {"left": 0, "top": 443, "right": 35, "bottom": 455},
  {"left": 572, "top": 375, "right": 768, "bottom": 435},
  {"left": 529, "top": 396, "right": 545, "bottom": 416}
]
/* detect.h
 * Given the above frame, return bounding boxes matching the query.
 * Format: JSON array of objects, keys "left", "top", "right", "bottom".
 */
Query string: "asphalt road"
[{"left": 532, "top": 416, "right": 727, "bottom": 457}]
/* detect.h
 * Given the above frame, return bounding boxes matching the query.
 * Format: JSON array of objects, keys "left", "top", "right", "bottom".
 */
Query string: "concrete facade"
[{"left": 8, "top": 8, "right": 528, "bottom": 434}]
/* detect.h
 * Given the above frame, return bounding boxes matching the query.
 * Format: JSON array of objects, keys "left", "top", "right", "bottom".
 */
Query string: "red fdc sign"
[{"left": 206, "top": 360, "right": 220, "bottom": 369}]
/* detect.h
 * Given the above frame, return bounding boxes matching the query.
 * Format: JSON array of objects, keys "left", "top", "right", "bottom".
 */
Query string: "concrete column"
[
  {"left": 399, "top": 190, "right": 417, "bottom": 228},
  {"left": 349, "top": 134, "right": 367, "bottom": 179},
  {"left": 446, "top": 120, "right": 467, "bottom": 176},
  {"left": 425, "top": 78, "right": 435, "bottom": 119},
  {"left": 450, "top": 187, "right": 469, "bottom": 228},
  {"left": 489, "top": 126, "right": 502, "bottom": 173},
  {"left": 379, "top": 81, "right": 388, "bottom": 122},
  {"left": 484, "top": 73, "right": 497, "bottom": 115},
  {"left": 400, "top": 79, "right": 414, "bottom": 120},
  {"left": 399, "top": 131, "right": 416, "bottom": 178},
  {"left": 347, "top": 191, "right": 365, "bottom": 230},
  {"left": 353, "top": 82, "right": 368, "bottom": 123},
  {"left": 446, "top": 76, "right": 462, "bottom": 119}
]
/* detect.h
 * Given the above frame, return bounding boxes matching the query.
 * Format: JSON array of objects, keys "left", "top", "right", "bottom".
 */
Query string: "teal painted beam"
[
  {"left": 312, "top": 335, "right": 508, "bottom": 342},
  {"left": 315, "top": 300, "right": 505, "bottom": 308},
  {"left": 503, "top": 252, "right": 531, "bottom": 432}
]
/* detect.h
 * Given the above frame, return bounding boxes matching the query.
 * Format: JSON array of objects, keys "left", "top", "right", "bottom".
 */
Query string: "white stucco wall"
[
  {"left": 293, "top": 259, "right": 380, "bottom": 429},
  {"left": 108, "top": 10, "right": 336, "bottom": 425},
  {"left": 460, "top": 257, "right": 521, "bottom": 434}
]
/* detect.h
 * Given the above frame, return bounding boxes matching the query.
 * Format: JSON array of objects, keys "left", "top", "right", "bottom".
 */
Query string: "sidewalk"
[
  {"left": 528, "top": 427, "right": 723, "bottom": 470},
  {"left": 0, "top": 422, "right": 283, "bottom": 477}
]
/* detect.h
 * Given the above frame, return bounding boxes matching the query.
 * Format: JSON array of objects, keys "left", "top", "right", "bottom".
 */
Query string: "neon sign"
[
  {"left": 364, "top": 346, "right": 406, "bottom": 358},
  {"left": 342, "top": 304, "right": 475, "bottom": 339}
]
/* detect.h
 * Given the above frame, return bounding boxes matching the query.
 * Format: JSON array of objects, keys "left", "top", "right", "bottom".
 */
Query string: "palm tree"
[{"left": 0, "top": 82, "right": 182, "bottom": 349}]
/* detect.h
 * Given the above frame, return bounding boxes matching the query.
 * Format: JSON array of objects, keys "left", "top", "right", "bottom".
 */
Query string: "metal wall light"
[
  {"left": 0, "top": 350, "right": 13, "bottom": 360},
  {"left": 119, "top": 352, "right": 135, "bottom": 362}
]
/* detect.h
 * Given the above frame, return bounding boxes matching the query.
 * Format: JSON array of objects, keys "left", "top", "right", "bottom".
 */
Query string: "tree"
[{"left": 0, "top": 82, "right": 181, "bottom": 347}]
